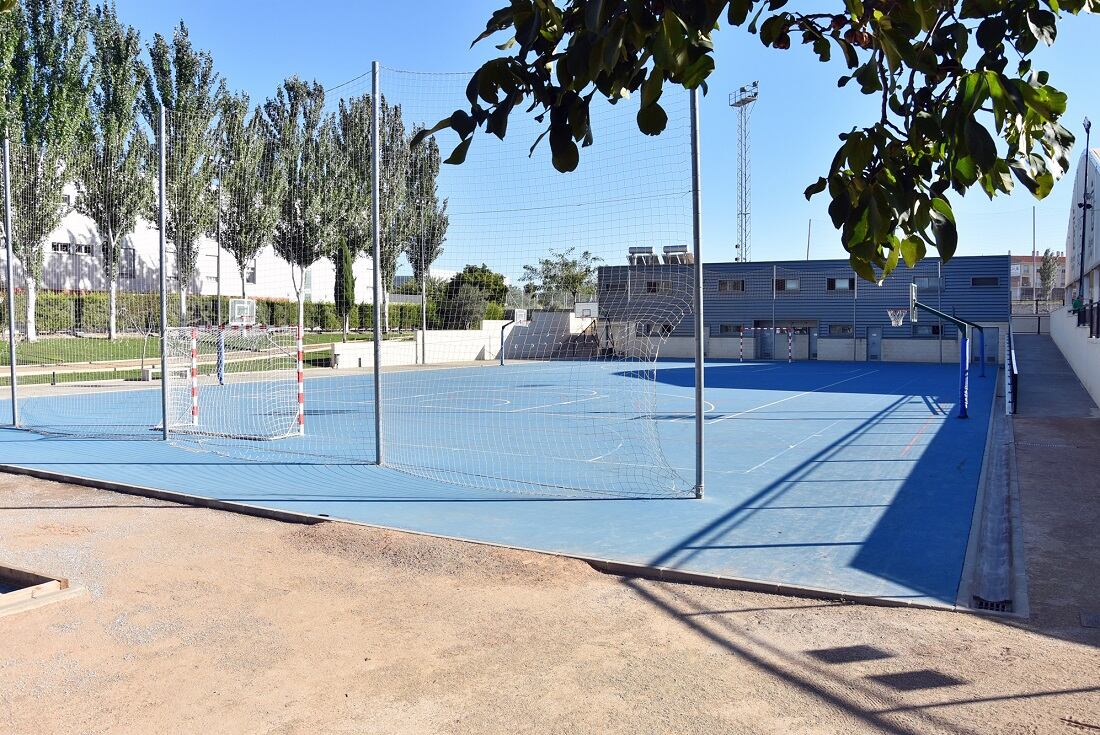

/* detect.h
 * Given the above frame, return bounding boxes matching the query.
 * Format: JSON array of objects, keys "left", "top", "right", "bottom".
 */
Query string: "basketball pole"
[
  {"left": 690, "top": 87, "right": 704, "bottom": 500},
  {"left": 158, "top": 104, "right": 170, "bottom": 441},
  {"left": 371, "top": 61, "right": 384, "bottom": 466}
]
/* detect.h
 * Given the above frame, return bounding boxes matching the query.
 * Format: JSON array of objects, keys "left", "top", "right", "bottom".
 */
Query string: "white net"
[
  {"left": 372, "top": 67, "right": 694, "bottom": 497},
  {"left": 2, "top": 62, "right": 699, "bottom": 499},
  {"left": 164, "top": 325, "right": 301, "bottom": 442}
]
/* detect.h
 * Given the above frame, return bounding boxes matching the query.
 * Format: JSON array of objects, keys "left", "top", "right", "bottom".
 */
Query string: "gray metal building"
[{"left": 596, "top": 253, "right": 1010, "bottom": 362}]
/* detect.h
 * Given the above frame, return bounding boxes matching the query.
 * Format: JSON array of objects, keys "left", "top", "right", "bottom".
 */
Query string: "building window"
[
  {"left": 914, "top": 276, "right": 941, "bottom": 291},
  {"left": 645, "top": 280, "right": 672, "bottom": 295},
  {"left": 718, "top": 323, "right": 740, "bottom": 335},
  {"left": 827, "top": 277, "right": 853, "bottom": 291},
  {"left": 828, "top": 324, "right": 853, "bottom": 336},
  {"left": 51, "top": 241, "right": 71, "bottom": 254},
  {"left": 635, "top": 323, "right": 652, "bottom": 337},
  {"left": 120, "top": 248, "right": 136, "bottom": 279},
  {"left": 913, "top": 323, "right": 941, "bottom": 336},
  {"left": 775, "top": 278, "right": 800, "bottom": 293},
  {"left": 601, "top": 281, "right": 626, "bottom": 293},
  {"left": 971, "top": 276, "right": 999, "bottom": 287},
  {"left": 73, "top": 242, "right": 93, "bottom": 255},
  {"left": 658, "top": 323, "right": 673, "bottom": 337},
  {"left": 717, "top": 279, "right": 745, "bottom": 294}
]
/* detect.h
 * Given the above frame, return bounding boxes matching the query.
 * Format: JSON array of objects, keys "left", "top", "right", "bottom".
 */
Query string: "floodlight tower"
[{"left": 729, "top": 81, "right": 759, "bottom": 262}]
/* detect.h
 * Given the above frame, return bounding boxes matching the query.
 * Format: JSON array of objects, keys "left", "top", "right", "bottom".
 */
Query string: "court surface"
[{"left": 0, "top": 359, "right": 996, "bottom": 607}]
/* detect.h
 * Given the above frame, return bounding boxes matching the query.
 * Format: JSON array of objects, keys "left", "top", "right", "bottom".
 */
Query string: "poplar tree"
[
  {"left": 334, "top": 238, "right": 355, "bottom": 341},
  {"left": 217, "top": 91, "right": 282, "bottom": 299},
  {"left": 262, "top": 76, "right": 333, "bottom": 326},
  {"left": 405, "top": 129, "right": 448, "bottom": 291},
  {"left": 377, "top": 96, "right": 408, "bottom": 332},
  {"left": 140, "top": 21, "right": 220, "bottom": 323},
  {"left": 7, "top": 0, "right": 90, "bottom": 342},
  {"left": 75, "top": 2, "right": 150, "bottom": 340}
]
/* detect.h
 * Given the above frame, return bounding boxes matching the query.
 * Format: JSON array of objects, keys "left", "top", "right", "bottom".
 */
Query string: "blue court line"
[{"left": 0, "top": 359, "right": 995, "bottom": 606}]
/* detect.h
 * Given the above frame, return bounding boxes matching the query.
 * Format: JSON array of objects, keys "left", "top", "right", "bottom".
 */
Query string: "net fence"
[{"left": 0, "top": 65, "right": 698, "bottom": 498}]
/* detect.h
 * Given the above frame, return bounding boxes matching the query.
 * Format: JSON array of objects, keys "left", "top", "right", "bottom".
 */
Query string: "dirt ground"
[{"left": 0, "top": 474, "right": 1097, "bottom": 735}]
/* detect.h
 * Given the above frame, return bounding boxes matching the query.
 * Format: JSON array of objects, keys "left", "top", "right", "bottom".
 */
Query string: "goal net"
[{"left": 165, "top": 325, "right": 302, "bottom": 442}]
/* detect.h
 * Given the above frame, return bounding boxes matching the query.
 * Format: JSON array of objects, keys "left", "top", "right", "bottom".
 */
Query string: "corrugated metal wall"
[{"left": 598, "top": 255, "right": 1010, "bottom": 340}]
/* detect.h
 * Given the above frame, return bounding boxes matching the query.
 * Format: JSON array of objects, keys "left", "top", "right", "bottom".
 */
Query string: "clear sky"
[{"left": 114, "top": 1, "right": 1100, "bottom": 265}]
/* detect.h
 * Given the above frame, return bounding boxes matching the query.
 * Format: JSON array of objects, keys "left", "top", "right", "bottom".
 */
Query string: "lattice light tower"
[{"left": 729, "top": 81, "right": 759, "bottom": 262}]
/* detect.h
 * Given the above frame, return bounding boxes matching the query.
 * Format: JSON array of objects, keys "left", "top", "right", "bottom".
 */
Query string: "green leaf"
[
  {"left": 930, "top": 197, "right": 955, "bottom": 224},
  {"left": 964, "top": 118, "right": 997, "bottom": 170},
  {"left": 641, "top": 71, "right": 663, "bottom": 109},
  {"left": 444, "top": 137, "right": 473, "bottom": 165},
  {"left": 932, "top": 217, "right": 958, "bottom": 260},
  {"left": 636, "top": 102, "right": 668, "bottom": 135},
  {"left": 804, "top": 177, "right": 828, "bottom": 200},
  {"left": 550, "top": 134, "right": 580, "bottom": 172},
  {"left": 1026, "top": 8, "right": 1057, "bottom": 45},
  {"left": 849, "top": 255, "right": 877, "bottom": 283},
  {"left": 727, "top": 0, "right": 753, "bottom": 26},
  {"left": 899, "top": 236, "right": 925, "bottom": 268}
]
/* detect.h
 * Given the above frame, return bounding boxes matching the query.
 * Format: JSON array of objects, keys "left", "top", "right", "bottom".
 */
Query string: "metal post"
[
  {"left": 805, "top": 219, "right": 811, "bottom": 260},
  {"left": 958, "top": 331, "right": 969, "bottom": 419},
  {"left": 3, "top": 137, "right": 17, "bottom": 426},
  {"left": 420, "top": 196, "right": 427, "bottom": 365},
  {"left": 158, "top": 106, "right": 170, "bottom": 440},
  {"left": 216, "top": 168, "right": 222, "bottom": 326},
  {"left": 371, "top": 62, "right": 384, "bottom": 466},
  {"left": 1032, "top": 207, "right": 1038, "bottom": 316},
  {"left": 1077, "top": 118, "right": 1091, "bottom": 303},
  {"left": 690, "top": 88, "right": 705, "bottom": 500},
  {"left": 852, "top": 276, "right": 858, "bottom": 361}
]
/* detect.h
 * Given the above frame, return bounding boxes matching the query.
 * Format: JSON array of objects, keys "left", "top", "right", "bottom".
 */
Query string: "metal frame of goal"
[{"left": 164, "top": 323, "right": 304, "bottom": 441}]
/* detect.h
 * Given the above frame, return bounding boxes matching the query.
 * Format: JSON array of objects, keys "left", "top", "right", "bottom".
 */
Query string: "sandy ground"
[{"left": 0, "top": 474, "right": 1097, "bottom": 735}]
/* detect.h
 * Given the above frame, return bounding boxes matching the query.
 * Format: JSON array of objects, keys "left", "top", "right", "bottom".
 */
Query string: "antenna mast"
[{"left": 729, "top": 81, "right": 759, "bottom": 262}]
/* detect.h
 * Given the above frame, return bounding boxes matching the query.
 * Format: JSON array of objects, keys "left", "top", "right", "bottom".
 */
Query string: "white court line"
[
  {"left": 743, "top": 419, "right": 845, "bottom": 474},
  {"left": 706, "top": 369, "right": 880, "bottom": 425}
]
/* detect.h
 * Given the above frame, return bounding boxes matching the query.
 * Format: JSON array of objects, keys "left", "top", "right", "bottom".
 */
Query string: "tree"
[
  {"left": 334, "top": 238, "right": 355, "bottom": 341},
  {"left": 141, "top": 21, "right": 221, "bottom": 323},
  {"left": 447, "top": 283, "right": 488, "bottom": 329},
  {"left": 1039, "top": 248, "right": 1057, "bottom": 302},
  {"left": 261, "top": 77, "right": 334, "bottom": 326},
  {"left": 405, "top": 128, "right": 449, "bottom": 290},
  {"left": 441, "top": 265, "right": 507, "bottom": 329},
  {"left": 448, "top": 263, "right": 508, "bottom": 304},
  {"left": 7, "top": 0, "right": 90, "bottom": 342},
  {"left": 377, "top": 95, "right": 409, "bottom": 332},
  {"left": 521, "top": 246, "right": 601, "bottom": 307},
  {"left": 75, "top": 2, "right": 150, "bottom": 340},
  {"left": 330, "top": 93, "right": 373, "bottom": 281},
  {"left": 418, "top": 0, "right": 1092, "bottom": 284},
  {"left": 216, "top": 91, "right": 282, "bottom": 299}
]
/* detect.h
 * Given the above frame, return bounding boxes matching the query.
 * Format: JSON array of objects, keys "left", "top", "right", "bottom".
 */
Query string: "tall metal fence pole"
[
  {"left": 158, "top": 105, "right": 170, "bottom": 440},
  {"left": 371, "top": 61, "right": 384, "bottom": 466},
  {"left": 690, "top": 88, "right": 704, "bottom": 500},
  {"left": 3, "top": 136, "right": 17, "bottom": 427}
]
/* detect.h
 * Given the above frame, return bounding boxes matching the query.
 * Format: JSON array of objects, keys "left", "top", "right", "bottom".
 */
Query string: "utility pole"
[
  {"left": 729, "top": 82, "right": 758, "bottom": 263},
  {"left": 805, "top": 219, "right": 812, "bottom": 260},
  {"left": 1032, "top": 207, "right": 1038, "bottom": 315}
]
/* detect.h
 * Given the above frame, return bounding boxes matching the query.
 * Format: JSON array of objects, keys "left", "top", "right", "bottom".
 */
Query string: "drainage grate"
[{"left": 973, "top": 596, "right": 1014, "bottom": 613}]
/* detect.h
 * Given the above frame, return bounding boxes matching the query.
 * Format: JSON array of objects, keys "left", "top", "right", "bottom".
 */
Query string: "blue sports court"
[{"left": 0, "top": 358, "right": 995, "bottom": 607}]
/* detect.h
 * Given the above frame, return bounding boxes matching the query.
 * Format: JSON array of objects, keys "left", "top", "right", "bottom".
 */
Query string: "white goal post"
[{"left": 164, "top": 325, "right": 304, "bottom": 441}]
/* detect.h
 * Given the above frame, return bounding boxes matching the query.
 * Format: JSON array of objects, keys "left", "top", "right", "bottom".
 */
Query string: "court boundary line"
[{"left": 0, "top": 461, "right": 958, "bottom": 612}]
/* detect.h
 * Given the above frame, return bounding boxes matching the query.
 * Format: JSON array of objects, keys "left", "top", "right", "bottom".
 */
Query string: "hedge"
[{"left": 2, "top": 290, "right": 442, "bottom": 335}]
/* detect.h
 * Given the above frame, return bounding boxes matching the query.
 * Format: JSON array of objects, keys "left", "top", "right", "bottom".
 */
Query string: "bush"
[{"left": 484, "top": 302, "right": 505, "bottom": 321}]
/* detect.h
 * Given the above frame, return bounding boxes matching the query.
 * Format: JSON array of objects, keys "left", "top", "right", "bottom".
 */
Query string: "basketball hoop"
[{"left": 887, "top": 308, "right": 908, "bottom": 328}]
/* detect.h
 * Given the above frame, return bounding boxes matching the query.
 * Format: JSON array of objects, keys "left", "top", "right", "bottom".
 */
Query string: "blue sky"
[{"left": 115, "top": 1, "right": 1100, "bottom": 265}]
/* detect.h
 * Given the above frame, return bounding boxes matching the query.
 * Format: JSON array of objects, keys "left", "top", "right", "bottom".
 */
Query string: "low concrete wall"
[
  {"left": 331, "top": 339, "right": 417, "bottom": 369},
  {"left": 818, "top": 338, "right": 866, "bottom": 361},
  {"left": 658, "top": 336, "right": 706, "bottom": 359},
  {"left": 882, "top": 338, "right": 943, "bottom": 363},
  {"left": 1013, "top": 315, "right": 1050, "bottom": 335},
  {"left": 1051, "top": 308, "right": 1100, "bottom": 406},
  {"left": 708, "top": 336, "right": 755, "bottom": 360}
]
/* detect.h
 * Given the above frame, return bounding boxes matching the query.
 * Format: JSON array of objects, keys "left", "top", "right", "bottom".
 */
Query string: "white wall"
[
  {"left": 1051, "top": 307, "right": 1100, "bottom": 406},
  {"left": 708, "top": 336, "right": 754, "bottom": 359},
  {"left": 26, "top": 190, "right": 376, "bottom": 305},
  {"left": 818, "top": 338, "right": 866, "bottom": 361}
]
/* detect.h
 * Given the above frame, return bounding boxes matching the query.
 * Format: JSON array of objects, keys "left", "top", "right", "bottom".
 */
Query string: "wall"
[
  {"left": 1012, "top": 315, "right": 1051, "bottom": 335},
  {"left": 1064, "top": 148, "right": 1100, "bottom": 302},
  {"left": 1050, "top": 308, "right": 1100, "bottom": 406},
  {"left": 818, "top": 338, "right": 867, "bottom": 361},
  {"left": 708, "top": 336, "right": 755, "bottom": 360}
]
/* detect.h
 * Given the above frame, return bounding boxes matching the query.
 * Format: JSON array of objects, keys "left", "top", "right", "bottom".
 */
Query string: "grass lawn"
[{"left": 1, "top": 330, "right": 415, "bottom": 366}]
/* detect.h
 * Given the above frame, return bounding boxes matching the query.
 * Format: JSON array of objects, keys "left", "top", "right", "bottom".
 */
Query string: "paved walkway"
[{"left": 1011, "top": 334, "right": 1100, "bottom": 643}]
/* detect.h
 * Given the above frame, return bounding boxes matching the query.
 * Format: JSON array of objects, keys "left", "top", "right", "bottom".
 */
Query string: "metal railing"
[
  {"left": 1076, "top": 300, "right": 1100, "bottom": 339},
  {"left": 1005, "top": 331, "right": 1019, "bottom": 415}
]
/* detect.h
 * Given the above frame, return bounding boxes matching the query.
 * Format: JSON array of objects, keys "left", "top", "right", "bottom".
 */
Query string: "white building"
[
  {"left": 15, "top": 184, "right": 376, "bottom": 306},
  {"left": 1065, "top": 146, "right": 1100, "bottom": 304}
]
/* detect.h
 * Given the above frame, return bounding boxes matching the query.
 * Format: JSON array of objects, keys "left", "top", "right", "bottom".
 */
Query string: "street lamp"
[{"left": 1077, "top": 117, "right": 1092, "bottom": 306}]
